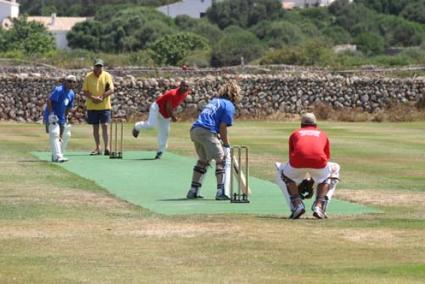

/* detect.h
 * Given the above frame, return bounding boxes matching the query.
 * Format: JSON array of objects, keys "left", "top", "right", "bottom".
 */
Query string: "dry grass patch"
[
  {"left": 0, "top": 218, "right": 243, "bottom": 240},
  {"left": 335, "top": 189, "right": 425, "bottom": 207}
]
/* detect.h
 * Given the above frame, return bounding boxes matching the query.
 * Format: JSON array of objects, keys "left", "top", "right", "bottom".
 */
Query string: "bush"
[
  {"left": 322, "top": 26, "right": 352, "bottom": 45},
  {"left": 150, "top": 32, "right": 210, "bottom": 66},
  {"left": 0, "top": 17, "right": 55, "bottom": 55},
  {"left": 260, "top": 39, "right": 333, "bottom": 66},
  {"left": 253, "top": 20, "right": 304, "bottom": 48},
  {"left": 181, "top": 49, "right": 211, "bottom": 68},
  {"left": 211, "top": 30, "right": 263, "bottom": 67},
  {"left": 354, "top": 32, "right": 385, "bottom": 55}
]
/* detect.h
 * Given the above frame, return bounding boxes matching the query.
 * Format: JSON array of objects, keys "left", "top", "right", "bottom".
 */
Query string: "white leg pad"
[
  {"left": 49, "top": 123, "right": 63, "bottom": 161},
  {"left": 61, "top": 123, "right": 71, "bottom": 154},
  {"left": 223, "top": 147, "right": 231, "bottom": 197},
  {"left": 275, "top": 162, "right": 294, "bottom": 211},
  {"left": 327, "top": 162, "right": 341, "bottom": 201}
]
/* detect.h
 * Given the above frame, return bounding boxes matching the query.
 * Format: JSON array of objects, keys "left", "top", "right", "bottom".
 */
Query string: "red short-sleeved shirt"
[
  {"left": 288, "top": 126, "right": 330, "bottom": 169},
  {"left": 156, "top": 88, "right": 188, "bottom": 118}
]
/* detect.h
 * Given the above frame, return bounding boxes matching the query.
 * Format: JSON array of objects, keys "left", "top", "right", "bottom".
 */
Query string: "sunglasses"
[{"left": 67, "top": 80, "right": 76, "bottom": 83}]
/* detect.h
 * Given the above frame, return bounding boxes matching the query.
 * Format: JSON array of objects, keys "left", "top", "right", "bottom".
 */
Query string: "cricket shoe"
[
  {"left": 312, "top": 206, "right": 326, "bottom": 219},
  {"left": 132, "top": 127, "right": 139, "bottom": 138},
  {"left": 53, "top": 157, "right": 69, "bottom": 163},
  {"left": 289, "top": 197, "right": 305, "bottom": 219},
  {"left": 215, "top": 189, "right": 230, "bottom": 200},
  {"left": 289, "top": 204, "right": 305, "bottom": 219},
  {"left": 186, "top": 189, "right": 204, "bottom": 199}
]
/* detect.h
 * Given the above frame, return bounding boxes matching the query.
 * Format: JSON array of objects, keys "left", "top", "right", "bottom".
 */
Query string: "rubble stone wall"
[{"left": 0, "top": 73, "right": 424, "bottom": 122}]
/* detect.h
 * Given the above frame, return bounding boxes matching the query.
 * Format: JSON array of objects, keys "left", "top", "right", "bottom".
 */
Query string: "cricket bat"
[{"left": 232, "top": 155, "right": 252, "bottom": 195}]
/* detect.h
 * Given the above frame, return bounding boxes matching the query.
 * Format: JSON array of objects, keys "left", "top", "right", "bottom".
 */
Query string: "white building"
[
  {"left": 0, "top": 0, "right": 88, "bottom": 49},
  {"left": 282, "top": 0, "right": 352, "bottom": 9},
  {"left": 157, "top": 0, "right": 220, "bottom": 19},
  {"left": 0, "top": 0, "right": 19, "bottom": 29},
  {"left": 28, "top": 14, "right": 88, "bottom": 49}
]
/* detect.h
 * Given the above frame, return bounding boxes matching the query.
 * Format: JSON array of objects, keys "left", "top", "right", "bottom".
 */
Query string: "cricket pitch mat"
[{"left": 33, "top": 151, "right": 378, "bottom": 217}]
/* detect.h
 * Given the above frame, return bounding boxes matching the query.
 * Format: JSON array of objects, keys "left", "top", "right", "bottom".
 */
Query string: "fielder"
[
  {"left": 132, "top": 81, "right": 190, "bottom": 159},
  {"left": 186, "top": 80, "right": 241, "bottom": 200},
  {"left": 43, "top": 75, "right": 77, "bottom": 162},
  {"left": 275, "top": 113, "right": 340, "bottom": 219}
]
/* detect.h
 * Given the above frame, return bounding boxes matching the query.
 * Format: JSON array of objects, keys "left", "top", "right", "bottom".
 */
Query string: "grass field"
[{"left": 0, "top": 120, "right": 424, "bottom": 283}]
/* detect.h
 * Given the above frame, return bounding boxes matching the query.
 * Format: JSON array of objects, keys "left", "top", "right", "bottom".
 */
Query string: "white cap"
[
  {"left": 301, "top": 113, "right": 317, "bottom": 125},
  {"left": 65, "top": 75, "right": 77, "bottom": 82}
]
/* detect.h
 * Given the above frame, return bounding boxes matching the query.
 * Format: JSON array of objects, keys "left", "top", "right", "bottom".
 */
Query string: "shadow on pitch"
[
  {"left": 256, "top": 215, "right": 289, "bottom": 220},
  {"left": 159, "top": 198, "right": 217, "bottom": 202},
  {"left": 18, "top": 159, "right": 47, "bottom": 163}
]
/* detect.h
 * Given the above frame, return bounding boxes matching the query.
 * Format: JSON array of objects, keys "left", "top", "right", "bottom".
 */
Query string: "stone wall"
[{"left": 0, "top": 73, "right": 424, "bottom": 122}]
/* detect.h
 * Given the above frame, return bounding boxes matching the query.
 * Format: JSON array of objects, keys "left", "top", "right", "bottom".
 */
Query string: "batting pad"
[{"left": 32, "top": 151, "right": 378, "bottom": 217}]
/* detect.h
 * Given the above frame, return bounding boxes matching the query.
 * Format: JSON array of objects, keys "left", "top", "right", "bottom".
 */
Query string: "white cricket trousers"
[{"left": 134, "top": 102, "right": 171, "bottom": 153}]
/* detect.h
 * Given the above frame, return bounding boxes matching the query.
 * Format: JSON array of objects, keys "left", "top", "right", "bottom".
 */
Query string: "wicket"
[
  {"left": 230, "top": 145, "right": 250, "bottom": 203},
  {"left": 109, "top": 117, "right": 124, "bottom": 159}
]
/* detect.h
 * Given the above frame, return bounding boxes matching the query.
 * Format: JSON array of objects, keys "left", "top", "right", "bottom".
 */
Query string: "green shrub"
[
  {"left": 260, "top": 39, "right": 333, "bottom": 66},
  {"left": 211, "top": 30, "right": 263, "bottom": 67},
  {"left": 354, "top": 32, "right": 385, "bottom": 55},
  {"left": 181, "top": 50, "right": 211, "bottom": 68},
  {"left": 150, "top": 32, "right": 210, "bottom": 66}
]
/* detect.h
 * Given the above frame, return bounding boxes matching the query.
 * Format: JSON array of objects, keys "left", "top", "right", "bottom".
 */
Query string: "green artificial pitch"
[{"left": 33, "top": 151, "right": 378, "bottom": 216}]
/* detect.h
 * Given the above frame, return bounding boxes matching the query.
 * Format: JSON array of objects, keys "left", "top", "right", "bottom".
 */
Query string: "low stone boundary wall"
[{"left": 0, "top": 74, "right": 424, "bottom": 122}]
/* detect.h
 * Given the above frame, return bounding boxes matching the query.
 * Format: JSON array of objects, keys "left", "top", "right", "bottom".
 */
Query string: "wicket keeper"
[{"left": 275, "top": 113, "right": 340, "bottom": 219}]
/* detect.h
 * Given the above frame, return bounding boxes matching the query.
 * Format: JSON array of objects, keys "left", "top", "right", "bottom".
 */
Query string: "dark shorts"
[{"left": 86, "top": 110, "right": 111, "bottom": 125}]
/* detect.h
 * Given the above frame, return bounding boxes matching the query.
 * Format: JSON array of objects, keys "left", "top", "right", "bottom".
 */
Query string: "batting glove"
[{"left": 48, "top": 114, "right": 59, "bottom": 124}]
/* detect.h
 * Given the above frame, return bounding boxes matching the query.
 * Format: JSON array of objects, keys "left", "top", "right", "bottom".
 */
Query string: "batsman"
[
  {"left": 43, "top": 75, "right": 77, "bottom": 162},
  {"left": 275, "top": 113, "right": 340, "bottom": 219},
  {"left": 186, "top": 81, "right": 241, "bottom": 200}
]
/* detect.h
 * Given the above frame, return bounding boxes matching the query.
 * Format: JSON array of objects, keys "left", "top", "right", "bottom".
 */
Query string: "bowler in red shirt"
[{"left": 132, "top": 81, "right": 189, "bottom": 159}]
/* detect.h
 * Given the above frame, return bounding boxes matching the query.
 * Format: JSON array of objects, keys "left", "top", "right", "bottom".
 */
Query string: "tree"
[
  {"left": 322, "top": 26, "right": 352, "bottom": 45},
  {"left": 149, "top": 32, "right": 210, "bottom": 66},
  {"left": 175, "top": 17, "right": 224, "bottom": 45},
  {"left": 0, "top": 17, "right": 55, "bottom": 54},
  {"left": 211, "top": 30, "right": 263, "bottom": 66},
  {"left": 354, "top": 32, "right": 385, "bottom": 55},
  {"left": 376, "top": 15, "right": 425, "bottom": 46},
  {"left": 67, "top": 7, "right": 176, "bottom": 52},
  {"left": 18, "top": 0, "right": 178, "bottom": 16},
  {"left": 206, "top": 0, "right": 284, "bottom": 29},
  {"left": 253, "top": 20, "right": 304, "bottom": 48},
  {"left": 67, "top": 21, "right": 103, "bottom": 51},
  {"left": 400, "top": 0, "right": 425, "bottom": 24}
]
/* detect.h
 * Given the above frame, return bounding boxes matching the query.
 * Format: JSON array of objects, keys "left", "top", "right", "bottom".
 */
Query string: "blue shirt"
[
  {"left": 192, "top": 97, "right": 235, "bottom": 133},
  {"left": 43, "top": 85, "right": 75, "bottom": 124}
]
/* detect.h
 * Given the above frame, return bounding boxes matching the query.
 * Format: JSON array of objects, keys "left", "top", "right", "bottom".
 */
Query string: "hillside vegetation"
[{"left": 2, "top": 0, "right": 425, "bottom": 68}]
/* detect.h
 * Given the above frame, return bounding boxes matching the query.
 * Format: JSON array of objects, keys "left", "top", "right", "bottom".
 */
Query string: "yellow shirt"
[{"left": 83, "top": 71, "right": 114, "bottom": 110}]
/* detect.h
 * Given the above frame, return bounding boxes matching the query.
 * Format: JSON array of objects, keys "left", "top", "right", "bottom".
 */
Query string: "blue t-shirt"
[
  {"left": 43, "top": 85, "right": 75, "bottom": 124},
  {"left": 192, "top": 97, "right": 235, "bottom": 133}
]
